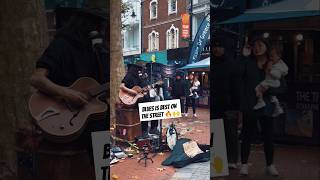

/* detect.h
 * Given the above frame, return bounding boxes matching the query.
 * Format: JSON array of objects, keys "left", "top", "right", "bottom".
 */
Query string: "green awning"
[
  {"left": 178, "top": 57, "right": 210, "bottom": 70},
  {"left": 140, "top": 51, "right": 167, "bottom": 65},
  {"left": 219, "top": 10, "right": 320, "bottom": 24}
]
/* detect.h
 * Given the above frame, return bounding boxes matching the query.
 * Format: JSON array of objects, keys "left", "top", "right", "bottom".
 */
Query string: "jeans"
[
  {"left": 223, "top": 111, "right": 239, "bottom": 164},
  {"left": 241, "top": 111, "right": 274, "bottom": 166},
  {"left": 185, "top": 97, "right": 196, "bottom": 114}
]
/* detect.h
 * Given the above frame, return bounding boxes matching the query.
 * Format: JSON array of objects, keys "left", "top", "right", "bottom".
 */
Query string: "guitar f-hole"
[{"left": 69, "top": 111, "right": 80, "bottom": 126}]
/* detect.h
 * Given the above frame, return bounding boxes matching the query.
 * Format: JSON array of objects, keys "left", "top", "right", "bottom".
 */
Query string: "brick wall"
[{"left": 142, "top": 0, "right": 189, "bottom": 52}]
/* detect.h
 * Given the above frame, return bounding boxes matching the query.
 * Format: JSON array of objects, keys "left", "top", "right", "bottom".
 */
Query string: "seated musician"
[
  {"left": 30, "top": 8, "right": 108, "bottom": 163},
  {"left": 120, "top": 60, "right": 158, "bottom": 135}
]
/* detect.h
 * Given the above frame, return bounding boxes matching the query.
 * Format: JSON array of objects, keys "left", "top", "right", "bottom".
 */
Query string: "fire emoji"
[{"left": 166, "top": 111, "right": 171, "bottom": 118}]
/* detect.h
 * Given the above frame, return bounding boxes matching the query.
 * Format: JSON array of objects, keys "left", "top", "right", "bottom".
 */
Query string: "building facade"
[
  {"left": 142, "top": 0, "right": 189, "bottom": 52},
  {"left": 122, "top": 0, "right": 142, "bottom": 59},
  {"left": 191, "top": 0, "right": 210, "bottom": 40}
]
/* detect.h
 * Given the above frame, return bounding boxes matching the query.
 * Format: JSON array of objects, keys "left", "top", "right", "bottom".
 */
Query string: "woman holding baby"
[{"left": 239, "top": 37, "right": 288, "bottom": 176}]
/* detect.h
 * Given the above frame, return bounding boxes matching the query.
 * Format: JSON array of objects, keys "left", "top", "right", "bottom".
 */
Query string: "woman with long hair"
[
  {"left": 185, "top": 73, "right": 200, "bottom": 117},
  {"left": 239, "top": 38, "right": 279, "bottom": 176}
]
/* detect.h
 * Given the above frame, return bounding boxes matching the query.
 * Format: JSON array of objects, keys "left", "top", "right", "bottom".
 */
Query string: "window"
[
  {"left": 168, "top": 0, "right": 177, "bottom": 14},
  {"left": 166, "top": 24, "right": 179, "bottom": 49},
  {"left": 148, "top": 30, "right": 159, "bottom": 52},
  {"left": 150, "top": 0, "right": 158, "bottom": 20}
]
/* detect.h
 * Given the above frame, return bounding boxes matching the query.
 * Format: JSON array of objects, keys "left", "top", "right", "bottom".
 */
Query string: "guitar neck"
[{"left": 141, "top": 82, "right": 162, "bottom": 91}]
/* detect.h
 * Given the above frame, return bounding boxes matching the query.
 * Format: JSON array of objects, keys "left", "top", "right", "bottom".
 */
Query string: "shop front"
[
  {"left": 251, "top": 19, "right": 320, "bottom": 145},
  {"left": 220, "top": 0, "right": 320, "bottom": 145},
  {"left": 179, "top": 58, "right": 210, "bottom": 107}
]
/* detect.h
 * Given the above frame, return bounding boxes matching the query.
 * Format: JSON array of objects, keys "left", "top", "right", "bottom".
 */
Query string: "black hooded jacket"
[
  {"left": 36, "top": 30, "right": 108, "bottom": 86},
  {"left": 211, "top": 54, "right": 243, "bottom": 118},
  {"left": 171, "top": 78, "right": 187, "bottom": 98}
]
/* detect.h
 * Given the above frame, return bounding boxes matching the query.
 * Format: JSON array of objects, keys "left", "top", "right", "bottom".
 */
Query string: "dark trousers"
[
  {"left": 141, "top": 95, "right": 159, "bottom": 134},
  {"left": 173, "top": 96, "right": 185, "bottom": 114},
  {"left": 241, "top": 111, "right": 274, "bottom": 166},
  {"left": 223, "top": 111, "right": 239, "bottom": 164},
  {"left": 185, "top": 97, "right": 196, "bottom": 114},
  {"left": 141, "top": 120, "right": 158, "bottom": 134}
]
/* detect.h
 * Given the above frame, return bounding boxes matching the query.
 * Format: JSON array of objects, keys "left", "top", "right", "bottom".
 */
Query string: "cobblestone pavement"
[{"left": 171, "top": 161, "right": 210, "bottom": 180}]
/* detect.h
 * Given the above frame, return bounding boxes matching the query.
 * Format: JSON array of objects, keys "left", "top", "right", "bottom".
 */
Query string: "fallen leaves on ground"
[
  {"left": 111, "top": 174, "right": 119, "bottom": 180},
  {"left": 157, "top": 167, "right": 166, "bottom": 172}
]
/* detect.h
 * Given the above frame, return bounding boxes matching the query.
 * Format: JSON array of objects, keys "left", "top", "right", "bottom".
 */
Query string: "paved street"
[
  {"left": 171, "top": 161, "right": 210, "bottom": 180},
  {"left": 212, "top": 144, "right": 320, "bottom": 180},
  {"left": 110, "top": 108, "right": 210, "bottom": 180}
]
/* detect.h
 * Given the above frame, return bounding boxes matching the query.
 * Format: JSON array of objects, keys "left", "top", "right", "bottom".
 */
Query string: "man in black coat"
[
  {"left": 171, "top": 72, "right": 187, "bottom": 115},
  {"left": 211, "top": 38, "right": 242, "bottom": 169}
]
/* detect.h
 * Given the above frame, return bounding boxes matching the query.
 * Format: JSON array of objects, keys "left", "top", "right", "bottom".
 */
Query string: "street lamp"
[{"left": 131, "top": 11, "right": 136, "bottom": 18}]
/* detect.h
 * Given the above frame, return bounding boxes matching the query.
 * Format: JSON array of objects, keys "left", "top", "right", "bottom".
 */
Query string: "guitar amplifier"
[{"left": 116, "top": 107, "right": 141, "bottom": 141}]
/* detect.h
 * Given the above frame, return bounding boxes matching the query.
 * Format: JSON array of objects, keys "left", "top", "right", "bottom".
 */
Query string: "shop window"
[
  {"left": 295, "top": 33, "right": 320, "bottom": 82},
  {"left": 168, "top": 0, "right": 177, "bottom": 14},
  {"left": 150, "top": 0, "right": 158, "bottom": 20},
  {"left": 166, "top": 24, "right": 179, "bottom": 49},
  {"left": 148, "top": 30, "right": 159, "bottom": 52}
]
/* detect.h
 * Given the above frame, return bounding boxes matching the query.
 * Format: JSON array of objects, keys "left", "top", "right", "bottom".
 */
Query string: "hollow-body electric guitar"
[
  {"left": 29, "top": 77, "right": 108, "bottom": 143},
  {"left": 119, "top": 80, "right": 163, "bottom": 107}
]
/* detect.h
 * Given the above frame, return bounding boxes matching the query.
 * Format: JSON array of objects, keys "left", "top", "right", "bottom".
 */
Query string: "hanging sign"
[{"left": 181, "top": 13, "right": 190, "bottom": 39}]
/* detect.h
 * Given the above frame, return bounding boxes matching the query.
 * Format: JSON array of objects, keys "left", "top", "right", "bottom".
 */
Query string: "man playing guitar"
[
  {"left": 120, "top": 60, "right": 160, "bottom": 135},
  {"left": 30, "top": 8, "right": 108, "bottom": 163}
]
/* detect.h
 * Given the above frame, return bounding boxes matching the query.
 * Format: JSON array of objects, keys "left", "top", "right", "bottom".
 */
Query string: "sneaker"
[
  {"left": 228, "top": 163, "right": 237, "bottom": 169},
  {"left": 189, "top": 93, "right": 193, "bottom": 97},
  {"left": 193, "top": 114, "right": 197, "bottom": 117},
  {"left": 110, "top": 157, "right": 119, "bottom": 165},
  {"left": 253, "top": 99, "right": 266, "bottom": 110},
  {"left": 239, "top": 164, "right": 248, "bottom": 176},
  {"left": 266, "top": 164, "right": 279, "bottom": 176},
  {"left": 272, "top": 105, "right": 284, "bottom": 117}
]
